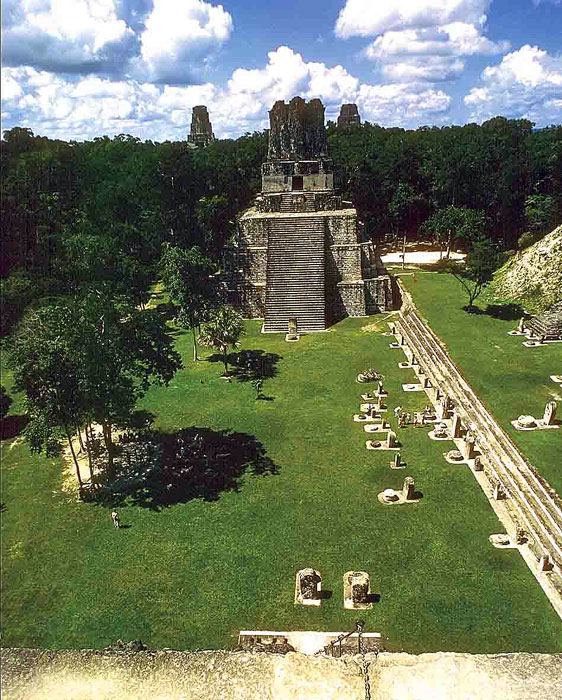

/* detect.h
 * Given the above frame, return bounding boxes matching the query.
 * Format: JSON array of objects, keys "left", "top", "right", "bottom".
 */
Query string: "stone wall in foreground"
[{"left": 3, "top": 649, "right": 562, "bottom": 700}]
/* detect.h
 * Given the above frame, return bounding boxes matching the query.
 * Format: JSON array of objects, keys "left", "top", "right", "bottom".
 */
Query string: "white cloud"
[
  {"left": 358, "top": 83, "right": 451, "bottom": 124},
  {"left": 1, "top": 47, "right": 454, "bottom": 141},
  {"left": 382, "top": 56, "right": 466, "bottom": 82},
  {"left": 335, "top": 0, "right": 490, "bottom": 39},
  {"left": 228, "top": 47, "right": 359, "bottom": 108},
  {"left": 2, "top": 0, "right": 134, "bottom": 73},
  {"left": 2, "top": 0, "right": 233, "bottom": 84},
  {"left": 139, "top": 0, "right": 233, "bottom": 83},
  {"left": 365, "top": 23, "right": 508, "bottom": 60},
  {"left": 336, "top": 2, "right": 509, "bottom": 87},
  {"left": 365, "top": 22, "right": 508, "bottom": 83},
  {"left": 465, "top": 45, "right": 562, "bottom": 124}
]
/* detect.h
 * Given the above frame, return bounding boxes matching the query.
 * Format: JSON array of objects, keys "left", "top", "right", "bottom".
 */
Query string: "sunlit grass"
[{"left": 2, "top": 316, "right": 561, "bottom": 652}]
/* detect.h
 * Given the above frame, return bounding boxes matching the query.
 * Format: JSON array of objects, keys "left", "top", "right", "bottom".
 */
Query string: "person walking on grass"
[{"left": 111, "top": 510, "right": 120, "bottom": 529}]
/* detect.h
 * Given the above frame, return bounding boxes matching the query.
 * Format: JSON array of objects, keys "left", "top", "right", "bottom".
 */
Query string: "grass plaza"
[{"left": 2, "top": 271, "right": 561, "bottom": 654}]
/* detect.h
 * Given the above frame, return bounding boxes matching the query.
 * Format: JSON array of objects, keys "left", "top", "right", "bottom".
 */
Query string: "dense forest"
[{"left": 2, "top": 118, "right": 561, "bottom": 336}]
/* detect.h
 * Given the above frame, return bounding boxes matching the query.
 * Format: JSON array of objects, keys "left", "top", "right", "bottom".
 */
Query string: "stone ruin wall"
[
  {"left": 394, "top": 280, "right": 562, "bottom": 613},
  {"left": 223, "top": 208, "right": 392, "bottom": 320},
  {"left": 4, "top": 648, "right": 562, "bottom": 700},
  {"left": 267, "top": 97, "right": 328, "bottom": 161},
  {"left": 337, "top": 103, "right": 361, "bottom": 127}
]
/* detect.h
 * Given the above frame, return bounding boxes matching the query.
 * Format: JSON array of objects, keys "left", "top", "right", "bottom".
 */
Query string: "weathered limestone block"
[
  {"left": 238, "top": 214, "right": 268, "bottom": 247},
  {"left": 337, "top": 103, "right": 361, "bottom": 127},
  {"left": 330, "top": 245, "right": 362, "bottom": 281},
  {"left": 343, "top": 570, "right": 373, "bottom": 609},
  {"left": 187, "top": 105, "right": 215, "bottom": 147},
  {"left": 325, "top": 214, "right": 358, "bottom": 245},
  {"left": 267, "top": 97, "right": 328, "bottom": 161},
  {"left": 4, "top": 649, "right": 562, "bottom": 700},
  {"left": 294, "top": 568, "right": 322, "bottom": 606},
  {"left": 336, "top": 282, "right": 366, "bottom": 317}
]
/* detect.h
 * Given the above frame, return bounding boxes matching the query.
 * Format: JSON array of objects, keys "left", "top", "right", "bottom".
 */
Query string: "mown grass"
[
  {"left": 2, "top": 317, "right": 561, "bottom": 653},
  {"left": 398, "top": 270, "right": 562, "bottom": 495}
]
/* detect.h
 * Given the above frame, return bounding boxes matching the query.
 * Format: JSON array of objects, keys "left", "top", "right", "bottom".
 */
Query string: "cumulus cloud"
[
  {"left": 365, "top": 23, "right": 508, "bottom": 60},
  {"left": 2, "top": 0, "right": 135, "bottom": 75},
  {"left": 358, "top": 83, "right": 451, "bottom": 124},
  {"left": 1, "top": 47, "right": 454, "bottom": 141},
  {"left": 228, "top": 47, "right": 359, "bottom": 108},
  {"left": 382, "top": 56, "right": 466, "bottom": 82},
  {"left": 335, "top": 0, "right": 490, "bottom": 39},
  {"left": 365, "top": 22, "right": 508, "bottom": 83},
  {"left": 336, "top": 1, "right": 509, "bottom": 86},
  {"left": 464, "top": 45, "right": 562, "bottom": 124},
  {"left": 1, "top": 0, "right": 233, "bottom": 83},
  {"left": 139, "top": 0, "right": 233, "bottom": 83}
]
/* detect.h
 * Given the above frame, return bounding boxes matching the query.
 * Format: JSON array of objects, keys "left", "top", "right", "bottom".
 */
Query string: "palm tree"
[{"left": 199, "top": 306, "right": 245, "bottom": 376}]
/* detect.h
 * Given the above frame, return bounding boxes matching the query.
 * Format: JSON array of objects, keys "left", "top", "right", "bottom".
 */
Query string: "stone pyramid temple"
[
  {"left": 337, "top": 103, "right": 361, "bottom": 127},
  {"left": 187, "top": 105, "right": 215, "bottom": 148},
  {"left": 222, "top": 97, "right": 393, "bottom": 332}
]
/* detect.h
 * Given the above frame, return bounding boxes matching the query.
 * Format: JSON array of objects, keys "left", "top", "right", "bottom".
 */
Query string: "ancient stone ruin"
[
  {"left": 294, "top": 568, "right": 322, "bottom": 606},
  {"left": 187, "top": 105, "right": 215, "bottom": 148},
  {"left": 337, "top": 103, "right": 361, "bottom": 128},
  {"left": 343, "top": 570, "right": 373, "bottom": 609},
  {"left": 221, "top": 96, "right": 392, "bottom": 331},
  {"left": 526, "top": 301, "right": 562, "bottom": 342}
]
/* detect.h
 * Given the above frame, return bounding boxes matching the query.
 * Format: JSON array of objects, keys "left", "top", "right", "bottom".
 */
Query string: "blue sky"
[{"left": 2, "top": 0, "right": 561, "bottom": 141}]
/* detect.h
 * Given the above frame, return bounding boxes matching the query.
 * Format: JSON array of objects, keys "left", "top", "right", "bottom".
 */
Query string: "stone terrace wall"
[
  {"left": 3, "top": 649, "right": 562, "bottom": 700},
  {"left": 394, "top": 280, "right": 562, "bottom": 615}
]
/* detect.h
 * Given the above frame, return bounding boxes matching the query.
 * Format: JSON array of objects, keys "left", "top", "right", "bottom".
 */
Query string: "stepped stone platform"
[
  {"left": 3, "top": 649, "right": 561, "bottom": 700},
  {"left": 527, "top": 301, "right": 562, "bottom": 341},
  {"left": 393, "top": 281, "right": 562, "bottom": 617},
  {"left": 221, "top": 97, "right": 392, "bottom": 332}
]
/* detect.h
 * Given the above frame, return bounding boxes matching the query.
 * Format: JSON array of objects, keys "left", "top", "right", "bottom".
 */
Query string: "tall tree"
[
  {"left": 73, "top": 293, "right": 182, "bottom": 475},
  {"left": 8, "top": 294, "right": 182, "bottom": 481},
  {"left": 160, "top": 244, "right": 217, "bottom": 360},
  {"left": 524, "top": 194, "right": 554, "bottom": 233},
  {"left": 422, "top": 206, "right": 486, "bottom": 256},
  {"left": 8, "top": 302, "right": 87, "bottom": 485},
  {"left": 452, "top": 237, "right": 500, "bottom": 309},
  {"left": 199, "top": 306, "right": 244, "bottom": 376}
]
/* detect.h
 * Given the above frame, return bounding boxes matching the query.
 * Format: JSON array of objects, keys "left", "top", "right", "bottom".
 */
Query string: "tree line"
[
  {"left": 2, "top": 119, "right": 561, "bottom": 321},
  {"left": 1, "top": 117, "right": 560, "bottom": 494}
]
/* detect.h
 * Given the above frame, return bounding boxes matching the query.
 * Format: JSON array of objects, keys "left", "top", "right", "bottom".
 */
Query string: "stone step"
[{"left": 264, "top": 215, "right": 326, "bottom": 332}]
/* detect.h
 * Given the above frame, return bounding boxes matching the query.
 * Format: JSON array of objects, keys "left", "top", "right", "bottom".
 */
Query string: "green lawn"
[
  {"left": 2, "top": 316, "right": 561, "bottom": 653},
  {"left": 398, "top": 270, "right": 562, "bottom": 495}
]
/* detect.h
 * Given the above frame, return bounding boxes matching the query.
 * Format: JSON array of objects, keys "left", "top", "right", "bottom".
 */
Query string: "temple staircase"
[
  {"left": 279, "top": 192, "right": 316, "bottom": 212},
  {"left": 264, "top": 216, "right": 326, "bottom": 332}
]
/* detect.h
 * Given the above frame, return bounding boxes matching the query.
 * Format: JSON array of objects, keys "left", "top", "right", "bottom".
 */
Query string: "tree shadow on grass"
[
  {"left": 0, "top": 414, "right": 28, "bottom": 441},
  {"left": 461, "top": 302, "right": 525, "bottom": 320},
  {"left": 92, "top": 427, "right": 279, "bottom": 510},
  {"left": 207, "top": 349, "right": 282, "bottom": 382}
]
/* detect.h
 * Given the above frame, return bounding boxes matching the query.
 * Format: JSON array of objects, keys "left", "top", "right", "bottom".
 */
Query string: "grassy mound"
[{"left": 493, "top": 225, "right": 562, "bottom": 314}]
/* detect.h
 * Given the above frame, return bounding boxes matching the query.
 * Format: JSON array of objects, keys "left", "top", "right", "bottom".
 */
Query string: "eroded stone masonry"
[
  {"left": 221, "top": 97, "right": 392, "bottom": 332},
  {"left": 337, "top": 103, "right": 361, "bottom": 127},
  {"left": 187, "top": 105, "right": 215, "bottom": 148}
]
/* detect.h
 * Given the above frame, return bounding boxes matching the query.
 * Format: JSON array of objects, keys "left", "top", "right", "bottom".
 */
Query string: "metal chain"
[
  {"left": 318, "top": 620, "right": 378, "bottom": 700},
  {"left": 357, "top": 632, "right": 373, "bottom": 700}
]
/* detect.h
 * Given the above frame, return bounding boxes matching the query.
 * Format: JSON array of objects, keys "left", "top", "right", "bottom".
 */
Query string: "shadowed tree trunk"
[{"left": 64, "top": 424, "right": 83, "bottom": 488}]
